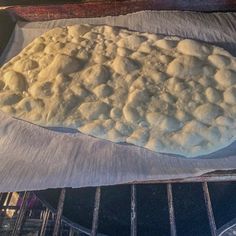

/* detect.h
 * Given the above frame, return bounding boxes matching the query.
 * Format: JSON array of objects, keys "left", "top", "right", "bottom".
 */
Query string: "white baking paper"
[{"left": 0, "top": 11, "right": 236, "bottom": 192}]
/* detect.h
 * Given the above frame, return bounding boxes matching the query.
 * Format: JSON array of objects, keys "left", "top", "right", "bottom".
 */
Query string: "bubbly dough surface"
[{"left": 0, "top": 24, "right": 236, "bottom": 157}]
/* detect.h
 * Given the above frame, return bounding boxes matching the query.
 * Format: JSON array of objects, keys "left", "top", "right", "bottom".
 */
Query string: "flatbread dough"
[{"left": 0, "top": 24, "right": 236, "bottom": 157}]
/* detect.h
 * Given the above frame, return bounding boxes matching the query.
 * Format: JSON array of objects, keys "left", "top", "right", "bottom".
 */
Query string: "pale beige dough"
[{"left": 0, "top": 24, "right": 236, "bottom": 157}]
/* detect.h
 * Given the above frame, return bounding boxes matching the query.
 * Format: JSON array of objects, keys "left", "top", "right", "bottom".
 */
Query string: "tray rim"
[{"left": 2, "top": 0, "right": 236, "bottom": 22}]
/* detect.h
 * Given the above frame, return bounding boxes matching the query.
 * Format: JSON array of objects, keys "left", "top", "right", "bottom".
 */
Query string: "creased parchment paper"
[{"left": 0, "top": 11, "right": 236, "bottom": 192}]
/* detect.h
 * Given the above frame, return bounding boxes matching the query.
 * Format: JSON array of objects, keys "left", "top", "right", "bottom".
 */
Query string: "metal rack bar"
[
  {"left": 4, "top": 192, "right": 13, "bottom": 212},
  {"left": 0, "top": 192, "right": 7, "bottom": 227},
  {"left": 91, "top": 187, "right": 101, "bottom": 236},
  {"left": 11, "top": 191, "right": 30, "bottom": 236},
  {"left": 202, "top": 182, "right": 217, "bottom": 236},
  {"left": 0, "top": 193, "right": 4, "bottom": 205},
  {"left": 131, "top": 184, "right": 137, "bottom": 236},
  {"left": 1, "top": 206, "right": 19, "bottom": 210},
  {"left": 167, "top": 183, "right": 177, "bottom": 236},
  {"left": 39, "top": 208, "right": 50, "bottom": 236},
  {"left": 69, "top": 227, "right": 75, "bottom": 236},
  {"left": 132, "top": 173, "right": 236, "bottom": 184},
  {"left": 0, "top": 193, "right": 7, "bottom": 211},
  {"left": 53, "top": 188, "right": 66, "bottom": 236}
]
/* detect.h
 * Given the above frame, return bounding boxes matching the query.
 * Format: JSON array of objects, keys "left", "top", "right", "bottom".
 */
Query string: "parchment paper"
[{"left": 0, "top": 11, "right": 236, "bottom": 192}]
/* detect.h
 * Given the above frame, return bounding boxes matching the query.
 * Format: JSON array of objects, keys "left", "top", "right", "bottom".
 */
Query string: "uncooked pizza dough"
[{"left": 0, "top": 24, "right": 236, "bottom": 157}]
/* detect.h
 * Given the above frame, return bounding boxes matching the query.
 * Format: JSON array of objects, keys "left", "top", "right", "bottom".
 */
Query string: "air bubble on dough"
[{"left": 0, "top": 24, "right": 236, "bottom": 157}]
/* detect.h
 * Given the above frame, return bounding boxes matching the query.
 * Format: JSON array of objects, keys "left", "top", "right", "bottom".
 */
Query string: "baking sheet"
[{"left": 0, "top": 10, "right": 236, "bottom": 192}]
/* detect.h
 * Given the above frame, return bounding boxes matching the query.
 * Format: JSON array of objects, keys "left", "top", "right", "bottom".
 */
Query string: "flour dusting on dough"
[{"left": 0, "top": 24, "right": 236, "bottom": 157}]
